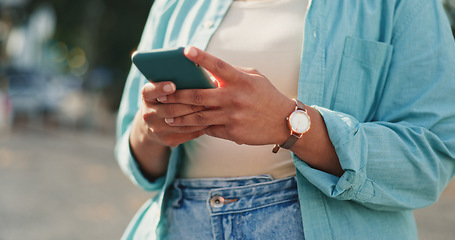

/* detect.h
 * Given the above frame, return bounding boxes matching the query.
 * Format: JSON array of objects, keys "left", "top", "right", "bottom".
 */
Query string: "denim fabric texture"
[{"left": 165, "top": 175, "right": 304, "bottom": 240}]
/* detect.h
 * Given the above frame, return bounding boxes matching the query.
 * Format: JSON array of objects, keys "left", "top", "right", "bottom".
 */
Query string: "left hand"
[{"left": 158, "top": 46, "right": 295, "bottom": 146}]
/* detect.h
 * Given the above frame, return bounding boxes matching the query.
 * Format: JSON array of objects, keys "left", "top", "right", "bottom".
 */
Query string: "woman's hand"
[
  {"left": 158, "top": 46, "right": 296, "bottom": 146},
  {"left": 129, "top": 81, "right": 208, "bottom": 179},
  {"left": 134, "top": 81, "right": 208, "bottom": 148}
]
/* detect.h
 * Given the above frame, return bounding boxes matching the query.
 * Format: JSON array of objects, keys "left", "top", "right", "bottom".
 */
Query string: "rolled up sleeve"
[
  {"left": 294, "top": 0, "right": 455, "bottom": 211},
  {"left": 115, "top": 125, "right": 166, "bottom": 192}
]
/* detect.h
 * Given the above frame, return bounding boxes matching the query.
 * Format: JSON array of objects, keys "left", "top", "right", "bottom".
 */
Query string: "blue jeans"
[{"left": 164, "top": 175, "right": 305, "bottom": 240}]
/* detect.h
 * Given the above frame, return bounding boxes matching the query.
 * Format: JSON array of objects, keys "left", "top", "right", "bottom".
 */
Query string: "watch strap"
[
  {"left": 272, "top": 132, "right": 301, "bottom": 153},
  {"left": 295, "top": 99, "right": 306, "bottom": 111},
  {"left": 280, "top": 134, "right": 300, "bottom": 149}
]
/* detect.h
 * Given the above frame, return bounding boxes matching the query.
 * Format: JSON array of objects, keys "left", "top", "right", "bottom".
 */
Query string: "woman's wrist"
[
  {"left": 273, "top": 99, "right": 312, "bottom": 153},
  {"left": 129, "top": 111, "right": 170, "bottom": 180},
  {"left": 290, "top": 105, "right": 343, "bottom": 177}
]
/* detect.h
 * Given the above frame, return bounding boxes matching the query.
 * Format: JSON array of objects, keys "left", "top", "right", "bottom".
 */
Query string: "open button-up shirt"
[{"left": 115, "top": 0, "right": 455, "bottom": 239}]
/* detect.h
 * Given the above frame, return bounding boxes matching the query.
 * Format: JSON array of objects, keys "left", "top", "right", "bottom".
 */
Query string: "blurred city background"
[{"left": 0, "top": 0, "right": 455, "bottom": 239}]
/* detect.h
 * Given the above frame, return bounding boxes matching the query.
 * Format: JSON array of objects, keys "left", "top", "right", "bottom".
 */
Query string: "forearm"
[
  {"left": 129, "top": 110, "right": 170, "bottom": 180},
  {"left": 289, "top": 105, "right": 343, "bottom": 177}
]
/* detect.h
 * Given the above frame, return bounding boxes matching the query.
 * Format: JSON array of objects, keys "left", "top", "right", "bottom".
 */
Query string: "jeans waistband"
[{"left": 171, "top": 175, "right": 298, "bottom": 215}]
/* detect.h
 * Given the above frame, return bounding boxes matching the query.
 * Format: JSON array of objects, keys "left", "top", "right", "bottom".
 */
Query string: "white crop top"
[{"left": 180, "top": 0, "right": 308, "bottom": 179}]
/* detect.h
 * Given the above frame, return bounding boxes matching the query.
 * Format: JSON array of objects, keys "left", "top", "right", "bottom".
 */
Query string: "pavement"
[{"left": 0, "top": 127, "right": 454, "bottom": 240}]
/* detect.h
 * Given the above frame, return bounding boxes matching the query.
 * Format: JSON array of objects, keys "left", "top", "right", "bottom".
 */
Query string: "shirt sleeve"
[
  {"left": 114, "top": 60, "right": 167, "bottom": 192},
  {"left": 294, "top": 0, "right": 455, "bottom": 211},
  {"left": 115, "top": 124, "right": 166, "bottom": 192},
  {"left": 114, "top": 1, "right": 169, "bottom": 192}
]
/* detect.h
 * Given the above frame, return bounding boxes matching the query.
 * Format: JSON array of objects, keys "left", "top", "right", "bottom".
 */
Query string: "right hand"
[{"left": 136, "top": 81, "right": 208, "bottom": 147}]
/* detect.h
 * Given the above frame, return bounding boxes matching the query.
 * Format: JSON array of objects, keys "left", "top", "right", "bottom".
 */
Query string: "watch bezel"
[{"left": 288, "top": 109, "right": 311, "bottom": 135}]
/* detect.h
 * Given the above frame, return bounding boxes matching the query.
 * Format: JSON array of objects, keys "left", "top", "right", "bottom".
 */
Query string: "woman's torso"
[{"left": 180, "top": 0, "right": 309, "bottom": 179}]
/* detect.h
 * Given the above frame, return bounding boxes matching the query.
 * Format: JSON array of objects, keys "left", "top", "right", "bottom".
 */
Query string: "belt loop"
[{"left": 172, "top": 180, "right": 183, "bottom": 208}]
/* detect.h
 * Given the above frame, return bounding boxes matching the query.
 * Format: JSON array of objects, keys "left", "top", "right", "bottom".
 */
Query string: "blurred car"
[
  {"left": 7, "top": 70, "right": 48, "bottom": 116},
  {"left": 6, "top": 68, "right": 83, "bottom": 124}
]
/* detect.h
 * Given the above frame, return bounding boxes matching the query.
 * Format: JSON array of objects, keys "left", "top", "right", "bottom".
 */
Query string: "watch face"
[{"left": 289, "top": 110, "right": 310, "bottom": 134}]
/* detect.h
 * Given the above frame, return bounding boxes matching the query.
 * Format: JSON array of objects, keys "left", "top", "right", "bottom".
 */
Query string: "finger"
[
  {"left": 175, "top": 130, "right": 205, "bottom": 145},
  {"left": 235, "top": 66, "right": 261, "bottom": 75},
  {"left": 165, "top": 109, "right": 226, "bottom": 126},
  {"left": 158, "top": 131, "right": 205, "bottom": 148},
  {"left": 184, "top": 46, "right": 240, "bottom": 84},
  {"left": 204, "top": 125, "right": 230, "bottom": 141},
  {"left": 146, "top": 118, "right": 208, "bottom": 134},
  {"left": 157, "top": 103, "right": 207, "bottom": 118},
  {"left": 175, "top": 126, "right": 208, "bottom": 134},
  {"left": 161, "top": 88, "right": 221, "bottom": 107},
  {"left": 142, "top": 81, "right": 176, "bottom": 102},
  {"left": 160, "top": 125, "right": 208, "bottom": 134}
]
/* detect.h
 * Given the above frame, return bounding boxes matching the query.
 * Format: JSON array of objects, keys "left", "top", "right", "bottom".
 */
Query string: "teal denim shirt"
[{"left": 115, "top": 0, "right": 455, "bottom": 239}]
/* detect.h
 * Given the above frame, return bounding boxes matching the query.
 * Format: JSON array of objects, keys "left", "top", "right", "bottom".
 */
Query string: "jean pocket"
[{"left": 332, "top": 36, "right": 393, "bottom": 122}]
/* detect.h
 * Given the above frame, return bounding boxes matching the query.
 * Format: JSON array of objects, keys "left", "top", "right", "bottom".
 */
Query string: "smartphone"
[{"left": 131, "top": 47, "right": 217, "bottom": 90}]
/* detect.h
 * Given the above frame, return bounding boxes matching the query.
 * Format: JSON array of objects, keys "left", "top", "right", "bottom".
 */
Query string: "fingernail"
[
  {"left": 163, "top": 83, "right": 175, "bottom": 93},
  {"left": 165, "top": 118, "right": 174, "bottom": 124},
  {"left": 185, "top": 46, "right": 197, "bottom": 58},
  {"left": 157, "top": 95, "right": 167, "bottom": 103}
]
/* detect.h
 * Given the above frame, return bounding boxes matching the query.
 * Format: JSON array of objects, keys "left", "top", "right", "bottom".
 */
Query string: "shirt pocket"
[{"left": 332, "top": 36, "right": 393, "bottom": 122}]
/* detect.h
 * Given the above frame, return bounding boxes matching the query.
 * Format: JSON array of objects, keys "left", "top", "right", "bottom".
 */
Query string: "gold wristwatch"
[{"left": 272, "top": 99, "right": 311, "bottom": 153}]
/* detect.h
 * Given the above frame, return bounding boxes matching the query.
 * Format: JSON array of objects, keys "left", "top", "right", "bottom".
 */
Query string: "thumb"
[{"left": 184, "top": 46, "right": 240, "bottom": 86}]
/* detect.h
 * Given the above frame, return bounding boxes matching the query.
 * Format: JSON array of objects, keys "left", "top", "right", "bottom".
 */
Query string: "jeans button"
[{"left": 210, "top": 195, "right": 224, "bottom": 208}]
